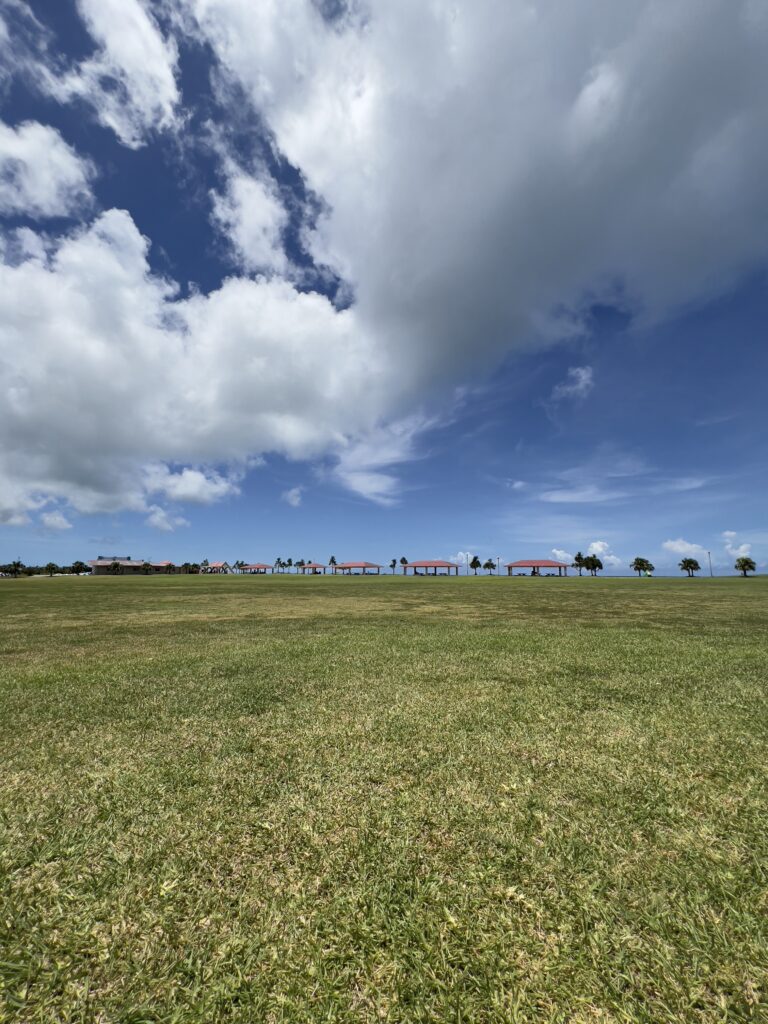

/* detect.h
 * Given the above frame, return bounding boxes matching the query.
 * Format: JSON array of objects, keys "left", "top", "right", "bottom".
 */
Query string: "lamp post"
[{"left": 707, "top": 550, "right": 713, "bottom": 577}]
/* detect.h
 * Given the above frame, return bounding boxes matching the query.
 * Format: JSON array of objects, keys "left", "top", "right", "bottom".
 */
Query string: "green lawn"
[{"left": 1, "top": 575, "right": 766, "bottom": 1023}]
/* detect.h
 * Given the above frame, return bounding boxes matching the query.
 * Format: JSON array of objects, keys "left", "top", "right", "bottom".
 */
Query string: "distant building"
[
  {"left": 202, "top": 561, "right": 233, "bottom": 574},
  {"left": 89, "top": 557, "right": 180, "bottom": 576}
]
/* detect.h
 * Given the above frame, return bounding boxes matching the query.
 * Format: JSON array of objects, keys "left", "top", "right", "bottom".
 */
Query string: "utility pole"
[{"left": 707, "top": 550, "right": 713, "bottom": 577}]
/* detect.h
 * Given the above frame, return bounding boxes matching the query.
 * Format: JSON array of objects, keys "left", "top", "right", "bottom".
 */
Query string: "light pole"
[{"left": 707, "top": 550, "right": 713, "bottom": 577}]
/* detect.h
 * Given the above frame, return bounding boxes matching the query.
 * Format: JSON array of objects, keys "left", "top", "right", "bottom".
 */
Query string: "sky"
[{"left": 0, "top": 0, "right": 766, "bottom": 574}]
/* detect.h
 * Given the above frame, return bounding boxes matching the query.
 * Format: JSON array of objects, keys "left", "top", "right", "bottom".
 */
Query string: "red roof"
[
  {"left": 506, "top": 559, "right": 568, "bottom": 568},
  {"left": 303, "top": 562, "right": 326, "bottom": 569},
  {"left": 151, "top": 561, "right": 174, "bottom": 566},
  {"left": 335, "top": 561, "right": 382, "bottom": 569},
  {"left": 209, "top": 561, "right": 228, "bottom": 567},
  {"left": 241, "top": 563, "right": 271, "bottom": 570},
  {"left": 409, "top": 560, "right": 459, "bottom": 568}
]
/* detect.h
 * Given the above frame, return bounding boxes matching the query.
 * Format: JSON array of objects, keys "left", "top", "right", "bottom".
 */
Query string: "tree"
[
  {"left": 572, "top": 552, "right": 585, "bottom": 576},
  {"left": 108, "top": 560, "right": 122, "bottom": 576},
  {"left": 329, "top": 556, "right": 337, "bottom": 568},
  {"left": 286, "top": 558, "right": 293, "bottom": 572},
  {"left": 181, "top": 562, "right": 192, "bottom": 574},
  {"left": 70, "top": 560, "right": 88, "bottom": 576},
  {"left": 630, "top": 557, "right": 654, "bottom": 577},
  {"left": 45, "top": 562, "right": 58, "bottom": 577},
  {"left": 141, "top": 561, "right": 152, "bottom": 575},
  {"left": 390, "top": 558, "right": 397, "bottom": 574},
  {"left": 482, "top": 559, "right": 495, "bottom": 574},
  {"left": 735, "top": 556, "right": 756, "bottom": 577},
  {"left": 470, "top": 555, "right": 482, "bottom": 575},
  {"left": 400, "top": 556, "right": 408, "bottom": 574},
  {"left": 583, "top": 555, "right": 603, "bottom": 576},
  {"left": 679, "top": 557, "right": 700, "bottom": 577}
]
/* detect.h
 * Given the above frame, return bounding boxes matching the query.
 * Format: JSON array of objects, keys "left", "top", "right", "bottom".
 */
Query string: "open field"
[{"left": 1, "top": 575, "right": 766, "bottom": 1023}]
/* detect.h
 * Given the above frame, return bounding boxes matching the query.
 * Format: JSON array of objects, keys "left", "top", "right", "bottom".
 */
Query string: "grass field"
[{"left": 1, "top": 575, "right": 766, "bottom": 1023}]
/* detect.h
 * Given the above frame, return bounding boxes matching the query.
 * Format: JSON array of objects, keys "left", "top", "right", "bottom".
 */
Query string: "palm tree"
[
  {"left": 70, "top": 560, "right": 88, "bottom": 576},
  {"left": 329, "top": 556, "right": 337, "bottom": 570},
  {"left": 390, "top": 558, "right": 397, "bottom": 574},
  {"left": 630, "top": 557, "right": 654, "bottom": 577},
  {"left": 482, "top": 559, "right": 495, "bottom": 574},
  {"left": 10, "top": 560, "right": 23, "bottom": 578},
  {"left": 735, "top": 556, "right": 756, "bottom": 577},
  {"left": 679, "top": 557, "right": 700, "bottom": 577},
  {"left": 141, "top": 561, "right": 152, "bottom": 575},
  {"left": 572, "top": 552, "right": 585, "bottom": 576},
  {"left": 181, "top": 562, "right": 192, "bottom": 574},
  {"left": 470, "top": 555, "right": 482, "bottom": 575},
  {"left": 400, "top": 556, "right": 408, "bottom": 575},
  {"left": 583, "top": 555, "right": 603, "bottom": 576},
  {"left": 108, "top": 560, "right": 121, "bottom": 576},
  {"left": 45, "top": 562, "right": 58, "bottom": 577},
  {"left": 286, "top": 558, "right": 293, "bottom": 572}
]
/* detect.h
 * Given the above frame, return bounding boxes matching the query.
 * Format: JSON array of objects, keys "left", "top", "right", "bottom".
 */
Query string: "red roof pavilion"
[
  {"left": 333, "top": 561, "right": 382, "bottom": 574},
  {"left": 505, "top": 559, "right": 569, "bottom": 576},
  {"left": 405, "top": 559, "right": 460, "bottom": 576}
]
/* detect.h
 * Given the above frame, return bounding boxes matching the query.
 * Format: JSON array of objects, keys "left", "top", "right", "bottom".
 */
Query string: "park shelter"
[
  {"left": 506, "top": 559, "right": 568, "bottom": 577},
  {"left": 240, "top": 564, "right": 273, "bottom": 574},
  {"left": 333, "top": 561, "right": 382, "bottom": 575},
  {"left": 204, "top": 561, "right": 233, "bottom": 574},
  {"left": 300, "top": 562, "right": 327, "bottom": 574},
  {"left": 405, "top": 560, "right": 460, "bottom": 576}
]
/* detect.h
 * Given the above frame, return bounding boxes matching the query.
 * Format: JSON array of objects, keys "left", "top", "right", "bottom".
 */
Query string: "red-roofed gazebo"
[
  {"left": 300, "top": 562, "right": 327, "bottom": 575},
  {"left": 506, "top": 559, "right": 569, "bottom": 577},
  {"left": 240, "top": 563, "right": 273, "bottom": 574},
  {"left": 333, "top": 561, "right": 382, "bottom": 575},
  {"left": 405, "top": 560, "right": 460, "bottom": 576}
]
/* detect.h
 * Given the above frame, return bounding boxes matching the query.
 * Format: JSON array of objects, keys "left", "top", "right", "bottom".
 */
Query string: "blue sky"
[{"left": 1, "top": 0, "right": 766, "bottom": 573}]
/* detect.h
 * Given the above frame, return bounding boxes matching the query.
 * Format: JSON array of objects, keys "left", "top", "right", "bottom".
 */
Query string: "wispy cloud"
[
  {"left": 539, "top": 485, "right": 630, "bottom": 504},
  {"left": 550, "top": 366, "right": 594, "bottom": 402}
]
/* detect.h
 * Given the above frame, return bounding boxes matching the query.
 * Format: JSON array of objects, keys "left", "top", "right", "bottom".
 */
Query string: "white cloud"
[
  {"left": 551, "top": 366, "right": 594, "bottom": 402},
  {"left": 281, "top": 486, "right": 303, "bottom": 507},
  {"left": 181, "top": 0, "right": 768, "bottom": 375},
  {"left": 508, "top": 480, "right": 527, "bottom": 491},
  {"left": 45, "top": 0, "right": 179, "bottom": 147},
  {"left": 143, "top": 465, "right": 241, "bottom": 504},
  {"left": 588, "top": 540, "right": 622, "bottom": 567},
  {"left": 0, "top": 209, "right": 394, "bottom": 518},
  {"left": 540, "top": 485, "right": 629, "bottom": 504},
  {"left": 723, "top": 530, "right": 751, "bottom": 559},
  {"left": 0, "top": 120, "right": 93, "bottom": 217},
  {"left": 662, "top": 538, "right": 706, "bottom": 557},
  {"left": 211, "top": 165, "right": 289, "bottom": 275},
  {"left": 145, "top": 505, "right": 190, "bottom": 531},
  {"left": 40, "top": 509, "right": 73, "bottom": 530},
  {"left": 552, "top": 548, "right": 573, "bottom": 563}
]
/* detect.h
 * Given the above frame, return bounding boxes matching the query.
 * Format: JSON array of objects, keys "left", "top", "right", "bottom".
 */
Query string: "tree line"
[{"left": 0, "top": 555, "right": 759, "bottom": 578}]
